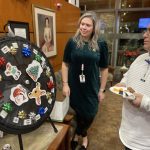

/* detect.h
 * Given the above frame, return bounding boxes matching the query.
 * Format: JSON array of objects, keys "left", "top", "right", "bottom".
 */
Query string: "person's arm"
[
  {"left": 100, "top": 68, "right": 108, "bottom": 92},
  {"left": 98, "top": 67, "right": 108, "bottom": 102},
  {"left": 61, "top": 38, "right": 72, "bottom": 97},
  {"left": 140, "top": 95, "right": 150, "bottom": 111},
  {"left": 61, "top": 62, "right": 70, "bottom": 97},
  {"left": 130, "top": 92, "right": 150, "bottom": 112},
  {"left": 118, "top": 67, "right": 150, "bottom": 111}
]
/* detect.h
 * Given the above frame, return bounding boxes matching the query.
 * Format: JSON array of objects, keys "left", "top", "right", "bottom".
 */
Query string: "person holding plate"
[
  {"left": 61, "top": 11, "right": 108, "bottom": 150},
  {"left": 115, "top": 25, "right": 150, "bottom": 150}
]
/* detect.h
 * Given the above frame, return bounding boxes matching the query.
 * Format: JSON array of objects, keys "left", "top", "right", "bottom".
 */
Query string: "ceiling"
[
  {"left": 79, "top": 0, "right": 115, "bottom": 10},
  {"left": 79, "top": 0, "right": 150, "bottom": 11}
]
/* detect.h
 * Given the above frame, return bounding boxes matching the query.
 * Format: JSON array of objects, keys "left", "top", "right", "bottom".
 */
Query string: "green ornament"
[
  {"left": 2, "top": 102, "right": 13, "bottom": 112},
  {"left": 35, "top": 54, "right": 42, "bottom": 62},
  {"left": 29, "top": 66, "right": 39, "bottom": 78}
]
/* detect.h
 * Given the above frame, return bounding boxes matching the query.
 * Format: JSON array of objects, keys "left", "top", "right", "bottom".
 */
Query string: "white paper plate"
[
  {"left": 109, "top": 86, "right": 127, "bottom": 96},
  {"left": 109, "top": 86, "right": 135, "bottom": 100}
]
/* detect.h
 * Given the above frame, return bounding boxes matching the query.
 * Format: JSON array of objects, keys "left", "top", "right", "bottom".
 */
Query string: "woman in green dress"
[{"left": 62, "top": 11, "right": 108, "bottom": 150}]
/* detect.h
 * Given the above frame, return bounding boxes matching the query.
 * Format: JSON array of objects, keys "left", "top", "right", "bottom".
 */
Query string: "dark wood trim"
[{"left": 47, "top": 123, "right": 70, "bottom": 150}]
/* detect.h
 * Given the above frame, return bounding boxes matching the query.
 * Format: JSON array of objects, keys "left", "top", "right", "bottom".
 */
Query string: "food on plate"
[
  {"left": 113, "top": 87, "right": 124, "bottom": 95},
  {"left": 123, "top": 87, "right": 135, "bottom": 100},
  {"left": 127, "top": 87, "right": 135, "bottom": 93},
  {"left": 110, "top": 86, "right": 135, "bottom": 100}
]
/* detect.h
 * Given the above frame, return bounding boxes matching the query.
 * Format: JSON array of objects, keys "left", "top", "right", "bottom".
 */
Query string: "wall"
[{"left": 0, "top": 0, "right": 80, "bottom": 71}]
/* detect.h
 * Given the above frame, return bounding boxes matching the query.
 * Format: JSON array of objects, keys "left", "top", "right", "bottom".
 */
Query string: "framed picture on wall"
[
  {"left": 7, "top": 21, "right": 30, "bottom": 41},
  {"left": 32, "top": 5, "right": 57, "bottom": 57}
]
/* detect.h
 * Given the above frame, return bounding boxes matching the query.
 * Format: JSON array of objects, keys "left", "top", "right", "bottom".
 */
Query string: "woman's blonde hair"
[{"left": 73, "top": 11, "right": 100, "bottom": 51}]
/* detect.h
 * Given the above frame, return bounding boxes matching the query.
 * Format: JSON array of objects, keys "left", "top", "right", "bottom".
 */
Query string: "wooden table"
[
  {"left": 47, "top": 123, "right": 70, "bottom": 150},
  {"left": 0, "top": 123, "right": 70, "bottom": 150}
]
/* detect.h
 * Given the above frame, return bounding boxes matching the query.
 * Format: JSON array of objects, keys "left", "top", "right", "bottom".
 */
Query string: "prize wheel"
[{"left": 0, "top": 36, "right": 56, "bottom": 134}]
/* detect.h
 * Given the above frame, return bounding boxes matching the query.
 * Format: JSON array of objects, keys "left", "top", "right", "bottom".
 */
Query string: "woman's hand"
[
  {"left": 98, "top": 91, "right": 105, "bottom": 103},
  {"left": 62, "top": 83, "right": 70, "bottom": 97}
]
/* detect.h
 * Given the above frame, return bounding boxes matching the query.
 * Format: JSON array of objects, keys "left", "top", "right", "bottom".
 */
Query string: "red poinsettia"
[
  {"left": 0, "top": 57, "right": 6, "bottom": 67},
  {"left": 47, "top": 80, "right": 54, "bottom": 90},
  {"left": 124, "top": 50, "right": 140, "bottom": 57}
]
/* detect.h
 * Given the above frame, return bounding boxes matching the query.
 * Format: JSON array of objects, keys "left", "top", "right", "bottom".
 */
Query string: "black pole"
[
  {"left": 18, "top": 134, "right": 24, "bottom": 150},
  {"left": 48, "top": 117, "right": 58, "bottom": 133}
]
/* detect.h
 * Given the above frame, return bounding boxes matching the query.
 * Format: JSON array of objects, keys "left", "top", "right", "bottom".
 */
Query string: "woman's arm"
[
  {"left": 100, "top": 67, "right": 108, "bottom": 91},
  {"left": 61, "top": 62, "right": 70, "bottom": 96},
  {"left": 98, "top": 67, "right": 108, "bottom": 102}
]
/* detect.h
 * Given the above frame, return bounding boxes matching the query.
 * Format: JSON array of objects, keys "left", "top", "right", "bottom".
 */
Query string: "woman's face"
[
  {"left": 143, "top": 25, "right": 150, "bottom": 52},
  {"left": 79, "top": 17, "right": 94, "bottom": 40}
]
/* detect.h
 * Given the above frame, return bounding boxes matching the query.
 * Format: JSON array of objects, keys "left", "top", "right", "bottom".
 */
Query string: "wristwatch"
[{"left": 100, "top": 88, "right": 106, "bottom": 93}]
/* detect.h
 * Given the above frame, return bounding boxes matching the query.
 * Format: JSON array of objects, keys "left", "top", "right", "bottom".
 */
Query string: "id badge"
[{"left": 79, "top": 74, "right": 85, "bottom": 83}]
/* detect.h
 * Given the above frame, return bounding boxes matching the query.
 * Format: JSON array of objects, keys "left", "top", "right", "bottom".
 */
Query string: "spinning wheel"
[{"left": 0, "top": 36, "right": 56, "bottom": 135}]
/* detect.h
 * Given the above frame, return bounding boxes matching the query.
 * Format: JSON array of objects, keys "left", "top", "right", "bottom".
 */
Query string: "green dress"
[{"left": 63, "top": 38, "right": 108, "bottom": 119}]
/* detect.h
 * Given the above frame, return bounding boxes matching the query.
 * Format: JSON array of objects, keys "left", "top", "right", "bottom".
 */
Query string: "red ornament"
[
  {"left": 0, "top": 57, "right": 6, "bottom": 67},
  {"left": 47, "top": 80, "right": 54, "bottom": 90},
  {"left": 0, "top": 90, "right": 3, "bottom": 98}
]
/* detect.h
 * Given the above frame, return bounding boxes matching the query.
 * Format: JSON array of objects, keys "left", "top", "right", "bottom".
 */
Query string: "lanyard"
[{"left": 141, "top": 59, "right": 150, "bottom": 82}]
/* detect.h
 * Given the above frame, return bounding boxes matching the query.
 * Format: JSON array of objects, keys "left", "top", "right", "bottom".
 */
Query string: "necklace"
[{"left": 140, "top": 59, "right": 150, "bottom": 82}]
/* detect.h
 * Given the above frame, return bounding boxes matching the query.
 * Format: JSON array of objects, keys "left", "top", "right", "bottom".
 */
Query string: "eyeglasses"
[{"left": 143, "top": 28, "right": 150, "bottom": 36}]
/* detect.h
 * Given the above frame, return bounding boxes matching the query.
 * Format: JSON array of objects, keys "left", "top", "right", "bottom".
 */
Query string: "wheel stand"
[{"left": 18, "top": 117, "right": 58, "bottom": 150}]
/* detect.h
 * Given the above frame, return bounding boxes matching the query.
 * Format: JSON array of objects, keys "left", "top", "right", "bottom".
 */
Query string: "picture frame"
[
  {"left": 7, "top": 21, "right": 30, "bottom": 41},
  {"left": 32, "top": 5, "right": 57, "bottom": 57}
]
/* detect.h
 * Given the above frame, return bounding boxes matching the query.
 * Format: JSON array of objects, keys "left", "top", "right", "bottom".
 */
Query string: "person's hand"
[
  {"left": 115, "top": 82, "right": 126, "bottom": 87},
  {"left": 130, "top": 92, "right": 143, "bottom": 108},
  {"left": 98, "top": 91, "right": 105, "bottom": 103},
  {"left": 62, "top": 83, "right": 70, "bottom": 97}
]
